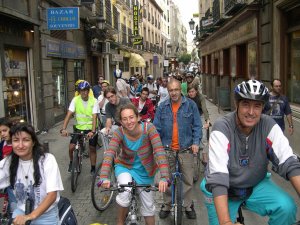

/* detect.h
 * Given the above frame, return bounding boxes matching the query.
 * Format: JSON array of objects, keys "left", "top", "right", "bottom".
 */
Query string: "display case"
[{"left": 3, "top": 77, "right": 27, "bottom": 122}]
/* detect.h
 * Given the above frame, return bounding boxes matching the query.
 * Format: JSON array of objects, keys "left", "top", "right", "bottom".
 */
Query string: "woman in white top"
[{"left": 0, "top": 123, "right": 64, "bottom": 225}]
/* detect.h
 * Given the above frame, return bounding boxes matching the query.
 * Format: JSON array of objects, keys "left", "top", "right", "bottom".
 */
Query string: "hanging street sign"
[
  {"left": 133, "top": 36, "right": 143, "bottom": 45},
  {"left": 133, "top": 5, "right": 139, "bottom": 36},
  {"left": 47, "top": 7, "right": 80, "bottom": 30}
]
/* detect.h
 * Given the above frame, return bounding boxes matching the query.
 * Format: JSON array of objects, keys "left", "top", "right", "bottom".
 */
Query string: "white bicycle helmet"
[
  {"left": 114, "top": 69, "right": 122, "bottom": 78},
  {"left": 234, "top": 79, "right": 269, "bottom": 103}
]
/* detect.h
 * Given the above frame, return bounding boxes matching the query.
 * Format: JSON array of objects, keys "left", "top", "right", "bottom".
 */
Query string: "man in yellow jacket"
[{"left": 60, "top": 81, "right": 99, "bottom": 175}]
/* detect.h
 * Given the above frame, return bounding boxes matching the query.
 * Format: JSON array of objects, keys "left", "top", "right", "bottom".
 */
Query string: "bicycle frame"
[
  {"left": 165, "top": 146, "right": 193, "bottom": 225},
  {"left": 101, "top": 180, "right": 157, "bottom": 225}
]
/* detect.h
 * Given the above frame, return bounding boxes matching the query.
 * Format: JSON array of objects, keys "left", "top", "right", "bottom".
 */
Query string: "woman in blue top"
[{"left": 100, "top": 103, "right": 169, "bottom": 225}]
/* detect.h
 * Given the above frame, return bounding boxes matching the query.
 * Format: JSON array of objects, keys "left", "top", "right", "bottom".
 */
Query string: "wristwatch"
[{"left": 289, "top": 125, "right": 294, "bottom": 128}]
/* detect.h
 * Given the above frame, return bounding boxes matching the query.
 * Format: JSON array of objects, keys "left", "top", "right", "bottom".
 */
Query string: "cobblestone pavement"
[{"left": 38, "top": 100, "right": 300, "bottom": 225}]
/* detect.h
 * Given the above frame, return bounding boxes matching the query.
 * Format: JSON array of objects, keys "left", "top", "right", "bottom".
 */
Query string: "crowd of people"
[{"left": 1, "top": 66, "right": 300, "bottom": 225}]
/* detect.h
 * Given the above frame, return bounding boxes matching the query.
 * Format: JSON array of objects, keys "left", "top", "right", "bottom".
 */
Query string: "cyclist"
[
  {"left": 187, "top": 85, "right": 211, "bottom": 165},
  {"left": 186, "top": 72, "right": 200, "bottom": 90},
  {"left": 104, "top": 86, "right": 131, "bottom": 134},
  {"left": 201, "top": 79, "right": 300, "bottom": 225},
  {"left": 99, "top": 103, "right": 169, "bottom": 225},
  {"left": 131, "top": 87, "right": 155, "bottom": 122},
  {"left": 60, "top": 81, "right": 99, "bottom": 176},
  {"left": 129, "top": 76, "right": 142, "bottom": 99},
  {"left": 114, "top": 69, "right": 130, "bottom": 98},
  {"left": 97, "top": 80, "right": 110, "bottom": 128},
  {"left": 153, "top": 78, "right": 202, "bottom": 219},
  {"left": 0, "top": 123, "right": 64, "bottom": 225},
  {"left": 143, "top": 75, "right": 158, "bottom": 106},
  {"left": 157, "top": 77, "right": 169, "bottom": 106},
  {"left": 0, "top": 119, "right": 13, "bottom": 160}
]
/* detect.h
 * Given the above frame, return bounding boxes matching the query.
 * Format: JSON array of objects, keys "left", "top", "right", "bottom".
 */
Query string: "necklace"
[{"left": 20, "top": 160, "right": 32, "bottom": 180}]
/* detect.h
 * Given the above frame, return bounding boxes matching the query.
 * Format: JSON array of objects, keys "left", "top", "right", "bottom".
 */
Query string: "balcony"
[
  {"left": 224, "top": 0, "right": 246, "bottom": 16},
  {"left": 213, "top": 0, "right": 226, "bottom": 26}
]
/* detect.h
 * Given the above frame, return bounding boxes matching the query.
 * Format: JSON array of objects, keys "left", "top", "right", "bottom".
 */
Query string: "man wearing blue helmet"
[
  {"left": 60, "top": 80, "right": 99, "bottom": 176},
  {"left": 200, "top": 79, "right": 300, "bottom": 225}
]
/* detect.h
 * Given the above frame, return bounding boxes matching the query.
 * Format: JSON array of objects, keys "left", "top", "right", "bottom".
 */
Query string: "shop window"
[
  {"left": 119, "top": 57, "right": 130, "bottom": 72},
  {"left": 74, "top": 61, "right": 85, "bottom": 82},
  {"left": 288, "top": 31, "right": 300, "bottom": 104},
  {"left": 236, "top": 44, "right": 247, "bottom": 78},
  {"left": 248, "top": 41, "right": 257, "bottom": 78},
  {"left": 223, "top": 48, "right": 230, "bottom": 76},
  {"left": 3, "top": 48, "right": 31, "bottom": 123},
  {"left": 207, "top": 55, "right": 211, "bottom": 74},
  {"left": 52, "top": 59, "right": 67, "bottom": 122},
  {"left": 202, "top": 56, "right": 206, "bottom": 73}
]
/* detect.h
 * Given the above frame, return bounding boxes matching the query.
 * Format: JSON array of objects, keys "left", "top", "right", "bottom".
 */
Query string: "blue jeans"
[
  {"left": 200, "top": 173, "right": 297, "bottom": 225},
  {"left": 12, "top": 205, "right": 59, "bottom": 225}
]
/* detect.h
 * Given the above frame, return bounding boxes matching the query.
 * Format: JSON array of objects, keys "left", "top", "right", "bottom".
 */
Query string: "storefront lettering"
[{"left": 201, "top": 17, "right": 257, "bottom": 54}]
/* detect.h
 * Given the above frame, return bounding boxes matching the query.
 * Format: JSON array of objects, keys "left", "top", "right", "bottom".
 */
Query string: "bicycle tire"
[
  {"left": 71, "top": 149, "right": 79, "bottom": 192},
  {"left": 91, "top": 163, "right": 116, "bottom": 211},
  {"left": 174, "top": 177, "right": 182, "bottom": 225}
]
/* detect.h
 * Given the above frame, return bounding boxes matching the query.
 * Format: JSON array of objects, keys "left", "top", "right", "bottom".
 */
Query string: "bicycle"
[
  {"left": 193, "top": 122, "right": 212, "bottom": 183},
  {"left": 101, "top": 180, "right": 158, "bottom": 225},
  {"left": 68, "top": 132, "right": 88, "bottom": 192},
  {"left": 165, "top": 146, "right": 195, "bottom": 225},
  {"left": 91, "top": 131, "right": 116, "bottom": 211}
]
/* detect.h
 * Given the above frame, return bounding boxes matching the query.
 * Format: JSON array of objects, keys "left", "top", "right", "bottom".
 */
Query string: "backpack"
[{"left": 58, "top": 197, "right": 78, "bottom": 225}]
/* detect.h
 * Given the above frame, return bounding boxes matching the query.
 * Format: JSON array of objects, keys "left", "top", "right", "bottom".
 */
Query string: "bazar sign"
[
  {"left": 47, "top": 7, "right": 80, "bottom": 30},
  {"left": 133, "top": 5, "right": 139, "bottom": 36}
]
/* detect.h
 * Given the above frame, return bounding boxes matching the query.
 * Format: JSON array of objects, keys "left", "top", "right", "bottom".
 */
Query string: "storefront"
[
  {"left": 45, "top": 39, "right": 86, "bottom": 124},
  {"left": 0, "top": 15, "right": 38, "bottom": 126},
  {"left": 199, "top": 9, "right": 259, "bottom": 107}
]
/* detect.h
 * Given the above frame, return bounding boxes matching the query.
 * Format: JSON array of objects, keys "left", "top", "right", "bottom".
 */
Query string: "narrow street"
[{"left": 38, "top": 100, "right": 300, "bottom": 225}]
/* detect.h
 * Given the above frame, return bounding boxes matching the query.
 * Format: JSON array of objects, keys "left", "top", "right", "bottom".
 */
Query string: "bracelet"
[
  {"left": 289, "top": 125, "right": 294, "bottom": 128},
  {"left": 221, "top": 221, "right": 231, "bottom": 225}
]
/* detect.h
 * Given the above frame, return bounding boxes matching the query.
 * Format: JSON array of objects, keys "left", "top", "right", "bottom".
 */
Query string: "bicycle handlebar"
[{"left": 164, "top": 146, "right": 193, "bottom": 154}]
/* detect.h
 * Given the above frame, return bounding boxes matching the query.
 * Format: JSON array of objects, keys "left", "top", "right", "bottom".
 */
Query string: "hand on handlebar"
[
  {"left": 87, "top": 131, "right": 94, "bottom": 139},
  {"left": 158, "top": 180, "right": 169, "bottom": 193},
  {"left": 60, "top": 129, "right": 68, "bottom": 137},
  {"left": 100, "top": 180, "right": 111, "bottom": 189}
]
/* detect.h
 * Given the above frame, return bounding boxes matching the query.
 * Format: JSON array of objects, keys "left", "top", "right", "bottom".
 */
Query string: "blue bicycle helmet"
[
  {"left": 77, "top": 81, "right": 91, "bottom": 91},
  {"left": 234, "top": 79, "right": 269, "bottom": 103},
  {"left": 114, "top": 69, "right": 122, "bottom": 78}
]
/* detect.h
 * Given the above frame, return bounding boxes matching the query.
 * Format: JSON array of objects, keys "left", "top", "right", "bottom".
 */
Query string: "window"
[
  {"left": 236, "top": 44, "right": 247, "bottom": 78},
  {"left": 119, "top": 57, "right": 130, "bottom": 72}
]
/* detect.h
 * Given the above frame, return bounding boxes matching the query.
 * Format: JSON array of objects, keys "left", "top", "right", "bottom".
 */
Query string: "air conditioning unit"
[{"left": 102, "top": 42, "right": 110, "bottom": 54}]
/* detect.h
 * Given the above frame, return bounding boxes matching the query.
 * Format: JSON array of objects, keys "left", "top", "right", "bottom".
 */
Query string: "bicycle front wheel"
[
  {"left": 71, "top": 149, "right": 79, "bottom": 192},
  {"left": 174, "top": 178, "right": 182, "bottom": 225},
  {"left": 91, "top": 163, "right": 116, "bottom": 211}
]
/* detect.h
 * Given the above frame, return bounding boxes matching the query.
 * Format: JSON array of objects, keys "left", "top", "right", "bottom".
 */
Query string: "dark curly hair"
[{"left": 9, "top": 123, "right": 45, "bottom": 187}]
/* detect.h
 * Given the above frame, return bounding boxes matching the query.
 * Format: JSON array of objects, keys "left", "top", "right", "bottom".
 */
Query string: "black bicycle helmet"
[
  {"left": 78, "top": 81, "right": 91, "bottom": 91},
  {"left": 234, "top": 79, "right": 269, "bottom": 103}
]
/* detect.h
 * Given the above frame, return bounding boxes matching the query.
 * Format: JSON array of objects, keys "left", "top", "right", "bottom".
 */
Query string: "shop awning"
[{"left": 129, "top": 53, "right": 146, "bottom": 68}]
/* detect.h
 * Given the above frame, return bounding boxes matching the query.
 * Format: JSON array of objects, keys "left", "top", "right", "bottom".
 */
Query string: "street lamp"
[{"left": 189, "top": 18, "right": 196, "bottom": 35}]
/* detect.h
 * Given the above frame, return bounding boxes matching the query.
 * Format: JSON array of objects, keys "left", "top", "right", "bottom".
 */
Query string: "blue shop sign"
[{"left": 47, "top": 7, "right": 80, "bottom": 30}]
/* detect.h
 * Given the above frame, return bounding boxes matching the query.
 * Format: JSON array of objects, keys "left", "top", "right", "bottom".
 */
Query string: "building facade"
[{"left": 196, "top": 0, "right": 300, "bottom": 119}]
